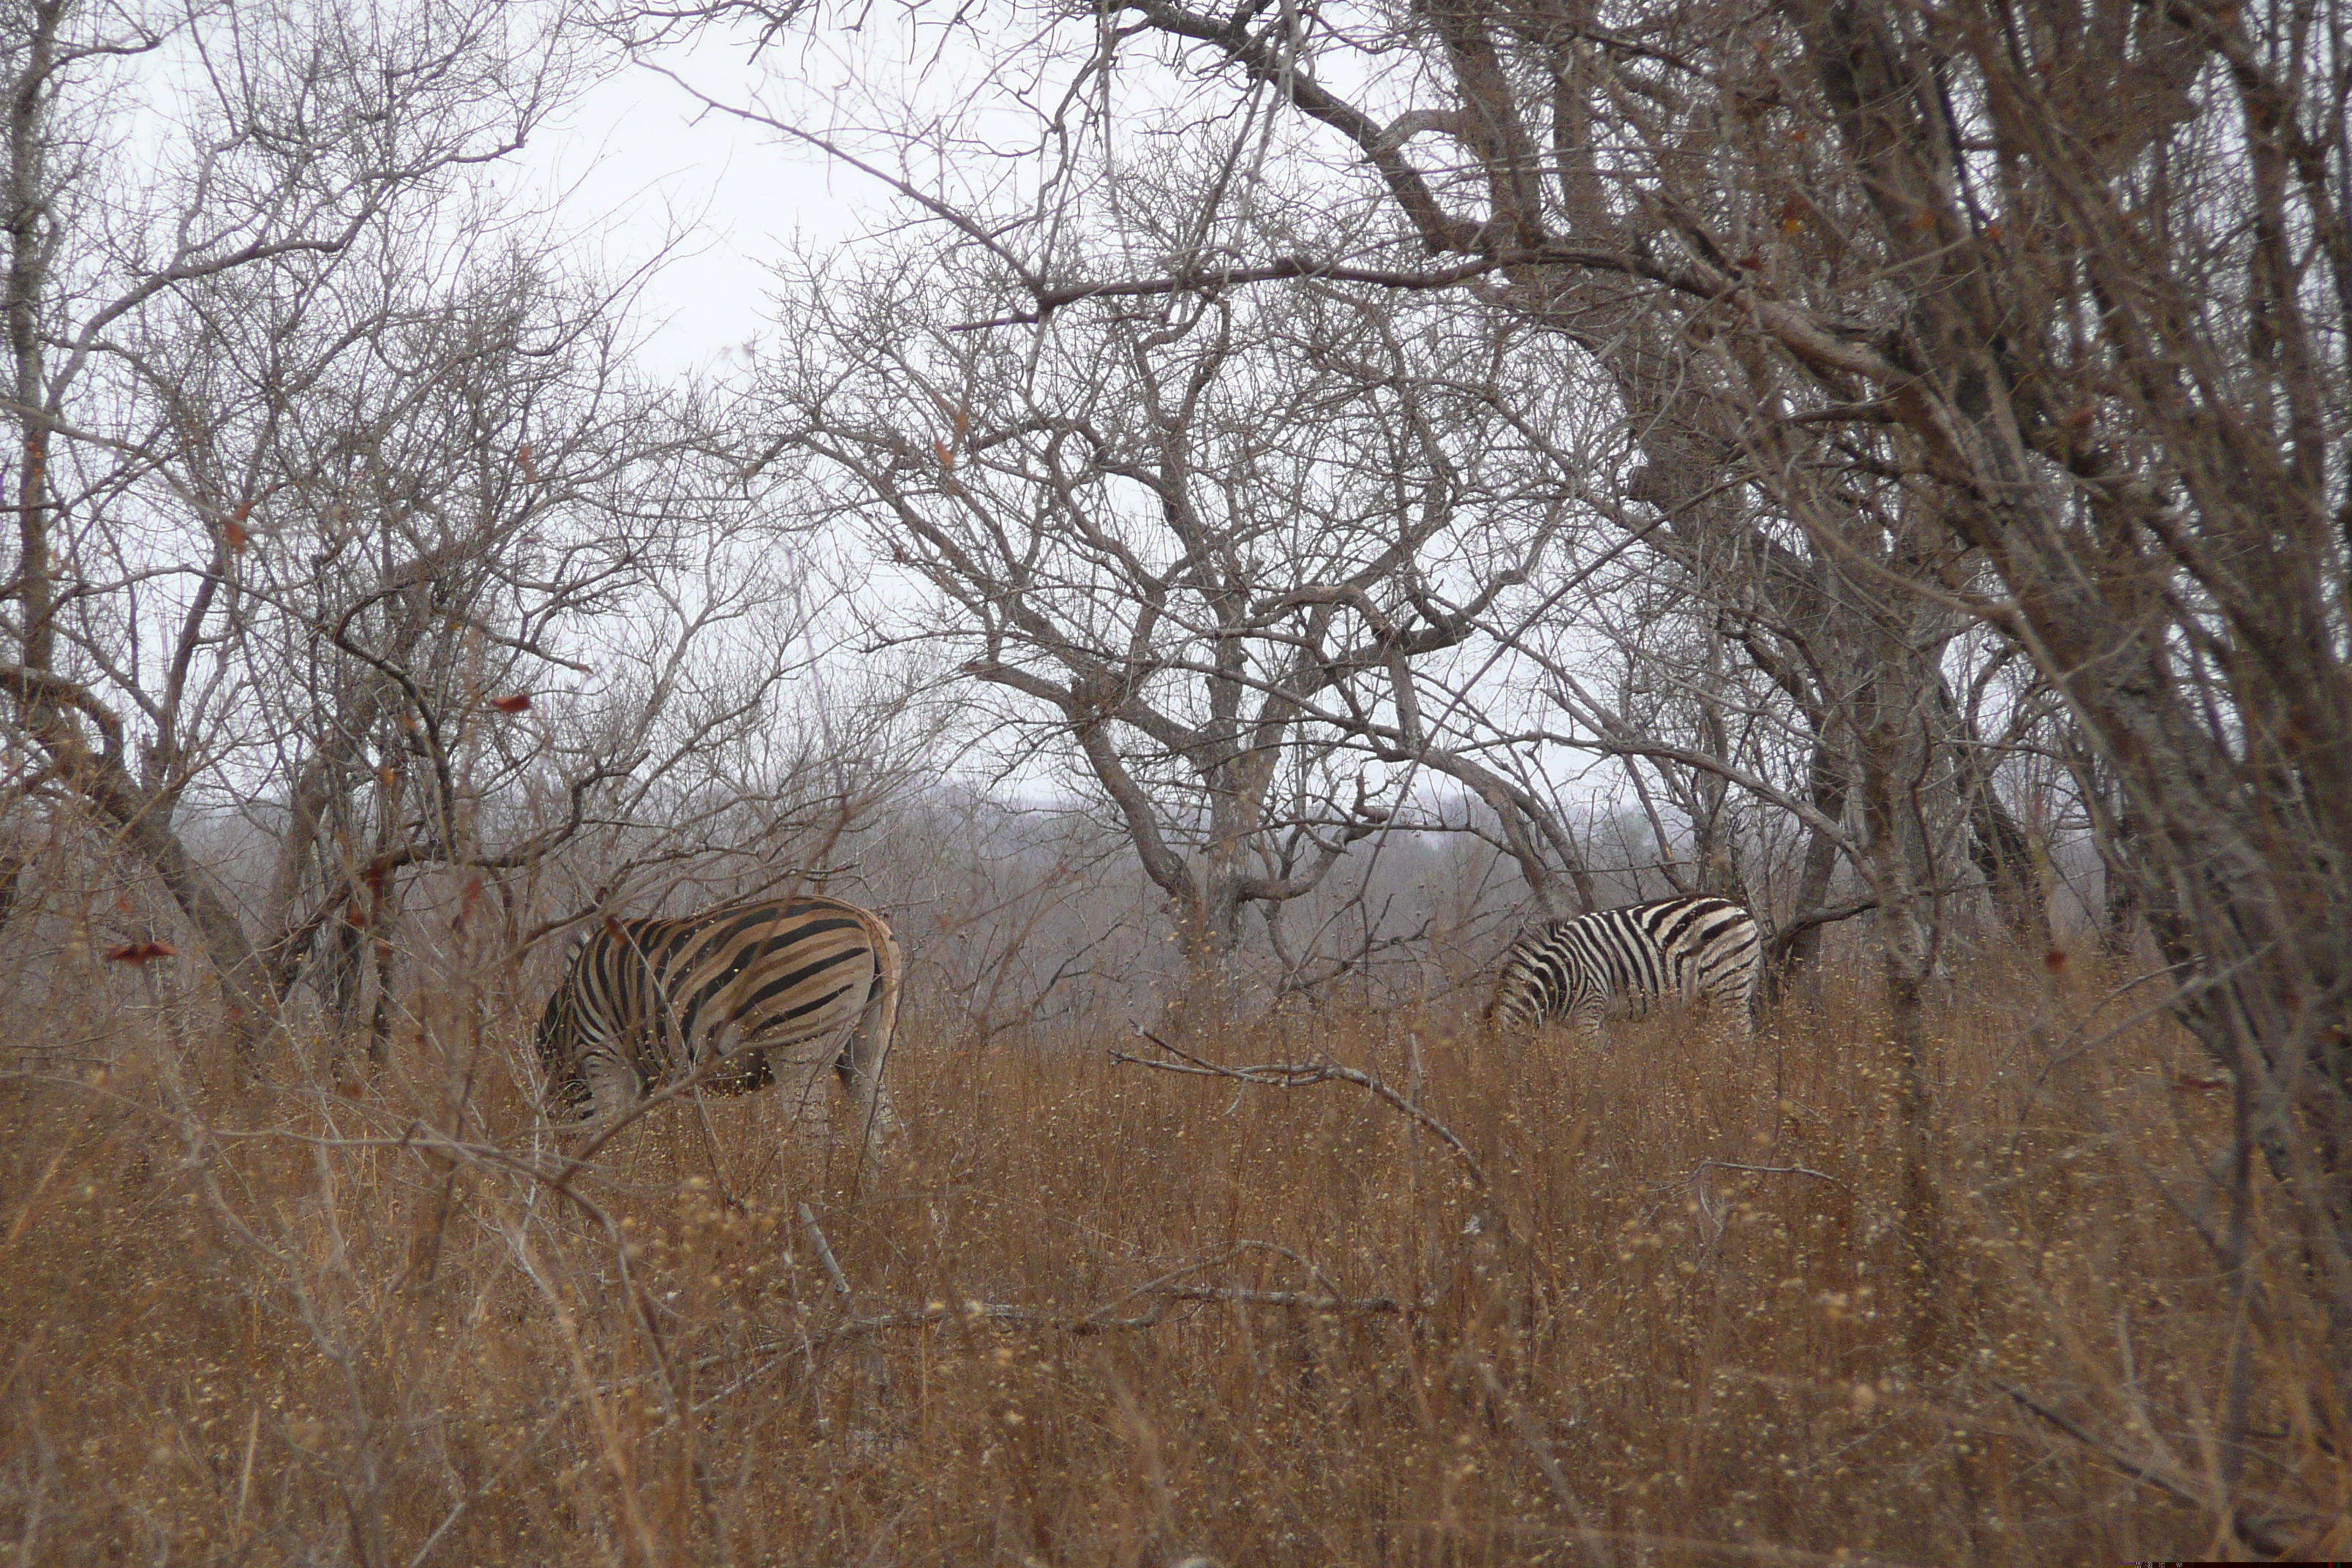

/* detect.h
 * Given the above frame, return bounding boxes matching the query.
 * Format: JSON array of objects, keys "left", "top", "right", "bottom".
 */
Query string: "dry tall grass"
[{"left": 0, "top": 953, "right": 2340, "bottom": 1564}]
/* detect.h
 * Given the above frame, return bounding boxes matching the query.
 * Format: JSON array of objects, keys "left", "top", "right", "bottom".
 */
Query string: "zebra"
[
  {"left": 1487, "top": 896, "right": 1763, "bottom": 1041},
  {"left": 534, "top": 895, "right": 903, "bottom": 1146}
]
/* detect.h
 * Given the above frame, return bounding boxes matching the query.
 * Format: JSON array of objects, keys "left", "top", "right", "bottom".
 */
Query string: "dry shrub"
[{"left": 0, "top": 951, "right": 2339, "bottom": 1564}]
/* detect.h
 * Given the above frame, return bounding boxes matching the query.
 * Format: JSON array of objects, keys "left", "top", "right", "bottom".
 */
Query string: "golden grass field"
[{"left": 0, "top": 954, "right": 2339, "bottom": 1564}]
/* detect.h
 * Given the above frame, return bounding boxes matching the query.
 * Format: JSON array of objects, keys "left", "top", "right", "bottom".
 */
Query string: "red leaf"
[
  {"left": 490, "top": 694, "right": 532, "bottom": 713},
  {"left": 105, "top": 941, "right": 178, "bottom": 965},
  {"left": 933, "top": 438, "right": 955, "bottom": 469}
]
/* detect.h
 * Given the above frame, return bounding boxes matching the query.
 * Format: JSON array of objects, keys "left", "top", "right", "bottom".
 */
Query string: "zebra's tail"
[{"left": 851, "top": 905, "right": 905, "bottom": 1148}]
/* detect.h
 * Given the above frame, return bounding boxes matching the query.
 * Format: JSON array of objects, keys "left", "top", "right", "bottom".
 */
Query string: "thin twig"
[
  {"left": 676, "top": 1259, "right": 1440, "bottom": 1417},
  {"left": 1158, "top": 1283, "right": 1415, "bottom": 1312},
  {"left": 1991, "top": 1379, "right": 2295, "bottom": 1558},
  {"left": 1115, "top": 1030, "right": 1488, "bottom": 1191},
  {"left": 1474, "top": 1358, "right": 1612, "bottom": 1565},
  {"left": 1671, "top": 1161, "right": 1843, "bottom": 1262},
  {"left": 1690, "top": 1159, "right": 1842, "bottom": 1184}
]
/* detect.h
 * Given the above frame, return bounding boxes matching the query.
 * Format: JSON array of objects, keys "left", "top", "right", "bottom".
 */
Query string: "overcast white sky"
[
  {"left": 514, "top": 47, "right": 884, "bottom": 380},
  {"left": 508, "top": 11, "right": 1051, "bottom": 382}
]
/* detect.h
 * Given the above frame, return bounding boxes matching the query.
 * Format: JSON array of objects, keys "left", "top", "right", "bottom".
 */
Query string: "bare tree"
[
  {"left": 0, "top": 1, "right": 932, "bottom": 1062},
  {"left": 759, "top": 265, "right": 1368, "bottom": 998},
  {"left": 745, "top": 235, "right": 1665, "bottom": 1003},
  {"left": 0, "top": 0, "right": 576, "bottom": 1041}
]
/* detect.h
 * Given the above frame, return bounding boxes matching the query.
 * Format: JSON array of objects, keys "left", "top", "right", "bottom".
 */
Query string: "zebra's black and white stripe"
[
  {"left": 1488, "top": 896, "right": 1762, "bottom": 1039},
  {"left": 535, "top": 895, "right": 903, "bottom": 1142}
]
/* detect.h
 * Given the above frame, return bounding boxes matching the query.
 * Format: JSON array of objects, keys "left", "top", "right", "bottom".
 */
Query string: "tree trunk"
[
  {"left": 1965, "top": 781, "right": 2050, "bottom": 949},
  {"left": 1851, "top": 630, "right": 1953, "bottom": 1371},
  {"left": 1774, "top": 739, "right": 1852, "bottom": 990}
]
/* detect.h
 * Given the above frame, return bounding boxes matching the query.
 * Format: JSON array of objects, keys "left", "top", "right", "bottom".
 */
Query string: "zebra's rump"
[
  {"left": 536, "top": 895, "right": 902, "bottom": 1116},
  {"left": 1490, "top": 896, "right": 1761, "bottom": 1034}
]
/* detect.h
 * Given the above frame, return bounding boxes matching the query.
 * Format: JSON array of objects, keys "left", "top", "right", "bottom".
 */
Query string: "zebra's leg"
[
  {"left": 1726, "top": 960, "right": 1762, "bottom": 1039},
  {"left": 835, "top": 1017, "right": 897, "bottom": 1146},
  {"left": 768, "top": 1036, "right": 835, "bottom": 1129},
  {"left": 581, "top": 1046, "right": 641, "bottom": 1128},
  {"left": 833, "top": 986, "right": 900, "bottom": 1150},
  {"left": 1570, "top": 995, "right": 1610, "bottom": 1050},
  {"left": 1705, "top": 996, "right": 1746, "bottom": 1050}
]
